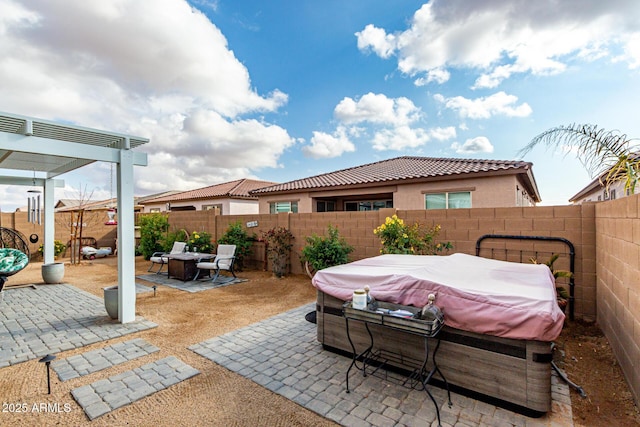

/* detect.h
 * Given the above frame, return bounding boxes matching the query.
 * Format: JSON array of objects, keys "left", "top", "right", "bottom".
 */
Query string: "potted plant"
[{"left": 300, "top": 225, "right": 353, "bottom": 278}]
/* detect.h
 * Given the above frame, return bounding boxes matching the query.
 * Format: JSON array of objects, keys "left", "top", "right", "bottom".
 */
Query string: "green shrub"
[
  {"left": 218, "top": 221, "right": 254, "bottom": 271},
  {"left": 138, "top": 214, "right": 169, "bottom": 260},
  {"left": 300, "top": 225, "right": 353, "bottom": 276}
]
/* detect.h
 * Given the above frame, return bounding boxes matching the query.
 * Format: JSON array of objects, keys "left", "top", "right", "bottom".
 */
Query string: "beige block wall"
[
  {"left": 595, "top": 194, "right": 640, "bottom": 405},
  {"left": 6, "top": 204, "right": 597, "bottom": 320}
]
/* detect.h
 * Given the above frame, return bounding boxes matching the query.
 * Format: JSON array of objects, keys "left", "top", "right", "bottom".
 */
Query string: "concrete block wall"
[{"left": 594, "top": 193, "right": 640, "bottom": 405}]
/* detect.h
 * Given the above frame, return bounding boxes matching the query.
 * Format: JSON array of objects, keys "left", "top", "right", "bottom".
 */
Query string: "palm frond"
[{"left": 518, "top": 123, "right": 639, "bottom": 192}]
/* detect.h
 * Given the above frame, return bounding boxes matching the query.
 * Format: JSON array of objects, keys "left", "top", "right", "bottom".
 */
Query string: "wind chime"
[
  {"left": 105, "top": 163, "right": 117, "bottom": 225},
  {"left": 27, "top": 172, "right": 41, "bottom": 224},
  {"left": 27, "top": 171, "right": 41, "bottom": 243}
]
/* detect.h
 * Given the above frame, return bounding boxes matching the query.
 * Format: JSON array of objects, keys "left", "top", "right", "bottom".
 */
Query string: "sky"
[{"left": 1, "top": 0, "right": 639, "bottom": 211}]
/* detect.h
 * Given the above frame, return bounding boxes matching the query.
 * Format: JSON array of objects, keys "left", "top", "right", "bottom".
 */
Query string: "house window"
[
  {"left": 149, "top": 208, "right": 161, "bottom": 213},
  {"left": 425, "top": 191, "right": 471, "bottom": 209},
  {"left": 610, "top": 189, "right": 616, "bottom": 200},
  {"left": 270, "top": 201, "right": 298, "bottom": 214},
  {"left": 345, "top": 200, "right": 392, "bottom": 211},
  {"left": 203, "top": 204, "right": 223, "bottom": 214},
  {"left": 316, "top": 200, "right": 336, "bottom": 212}
]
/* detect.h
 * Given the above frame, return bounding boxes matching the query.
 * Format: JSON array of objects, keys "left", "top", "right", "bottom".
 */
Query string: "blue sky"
[{"left": 1, "top": 0, "right": 639, "bottom": 210}]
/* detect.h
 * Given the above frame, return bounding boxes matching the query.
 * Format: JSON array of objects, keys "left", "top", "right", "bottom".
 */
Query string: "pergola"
[{"left": 0, "top": 111, "right": 148, "bottom": 323}]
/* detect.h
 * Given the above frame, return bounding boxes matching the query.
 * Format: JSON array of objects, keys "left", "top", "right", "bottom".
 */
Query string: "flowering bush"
[
  {"left": 373, "top": 215, "right": 452, "bottom": 255},
  {"left": 38, "top": 240, "right": 67, "bottom": 257},
  {"left": 187, "top": 230, "right": 213, "bottom": 253},
  {"left": 262, "top": 227, "right": 295, "bottom": 277}
]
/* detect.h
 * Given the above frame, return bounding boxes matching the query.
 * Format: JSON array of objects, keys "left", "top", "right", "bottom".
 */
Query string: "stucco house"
[
  {"left": 140, "top": 179, "right": 277, "bottom": 214},
  {"left": 250, "top": 156, "right": 541, "bottom": 213}
]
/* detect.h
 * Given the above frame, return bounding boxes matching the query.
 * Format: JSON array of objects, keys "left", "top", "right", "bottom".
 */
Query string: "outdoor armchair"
[
  {"left": 193, "top": 244, "right": 236, "bottom": 282},
  {"left": 0, "top": 248, "right": 30, "bottom": 298},
  {"left": 148, "top": 241, "right": 186, "bottom": 274}
]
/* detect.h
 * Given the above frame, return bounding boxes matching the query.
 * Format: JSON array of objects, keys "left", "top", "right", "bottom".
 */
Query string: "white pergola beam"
[
  {"left": 0, "top": 134, "right": 147, "bottom": 174},
  {"left": 0, "top": 177, "right": 64, "bottom": 187}
]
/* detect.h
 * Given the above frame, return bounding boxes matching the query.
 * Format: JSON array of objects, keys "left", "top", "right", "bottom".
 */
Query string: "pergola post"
[
  {"left": 43, "top": 179, "right": 56, "bottom": 265},
  {"left": 117, "top": 146, "right": 136, "bottom": 323}
]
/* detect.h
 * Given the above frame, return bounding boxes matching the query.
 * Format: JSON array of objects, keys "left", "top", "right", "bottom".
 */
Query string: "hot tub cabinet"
[{"left": 316, "top": 290, "right": 553, "bottom": 415}]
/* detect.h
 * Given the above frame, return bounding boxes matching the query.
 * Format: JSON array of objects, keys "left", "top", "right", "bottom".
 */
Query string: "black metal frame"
[
  {"left": 475, "top": 234, "right": 576, "bottom": 320},
  {"left": 343, "top": 302, "right": 451, "bottom": 427}
]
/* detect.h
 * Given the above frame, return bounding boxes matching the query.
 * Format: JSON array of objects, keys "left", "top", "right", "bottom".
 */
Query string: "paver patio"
[
  {"left": 0, "top": 284, "right": 157, "bottom": 368},
  {"left": 191, "top": 303, "right": 574, "bottom": 427}
]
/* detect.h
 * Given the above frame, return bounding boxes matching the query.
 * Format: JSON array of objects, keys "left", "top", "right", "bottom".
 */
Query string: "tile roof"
[
  {"left": 251, "top": 156, "right": 537, "bottom": 195},
  {"left": 142, "top": 179, "right": 278, "bottom": 203},
  {"left": 54, "top": 191, "right": 181, "bottom": 212}
]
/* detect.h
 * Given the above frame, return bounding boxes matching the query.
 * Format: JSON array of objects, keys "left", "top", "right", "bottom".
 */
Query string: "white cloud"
[
  {"left": 622, "top": 33, "right": 640, "bottom": 69},
  {"left": 334, "top": 92, "right": 422, "bottom": 126},
  {"left": 0, "top": 0, "right": 292, "bottom": 198},
  {"left": 429, "top": 126, "right": 456, "bottom": 141},
  {"left": 358, "top": 0, "right": 640, "bottom": 87},
  {"left": 434, "top": 91, "right": 532, "bottom": 119},
  {"left": 355, "top": 24, "right": 397, "bottom": 59},
  {"left": 451, "top": 136, "right": 494, "bottom": 154},
  {"left": 302, "top": 126, "right": 356, "bottom": 159},
  {"left": 414, "top": 68, "right": 450, "bottom": 86},
  {"left": 372, "top": 126, "right": 430, "bottom": 151}
]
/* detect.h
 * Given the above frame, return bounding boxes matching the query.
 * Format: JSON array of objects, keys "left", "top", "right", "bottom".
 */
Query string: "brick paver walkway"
[
  {"left": 0, "top": 284, "right": 157, "bottom": 368},
  {"left": 52, "top": 338, "right": 160, "bottom": 381},
  {"left": 71, "top": 356, "right": 199, "bottom": 420}
]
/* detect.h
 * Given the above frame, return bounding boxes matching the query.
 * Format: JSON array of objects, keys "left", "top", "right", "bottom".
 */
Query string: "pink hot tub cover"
[{"left": 312, "top": 253, "right": 565, "bottom": 341}]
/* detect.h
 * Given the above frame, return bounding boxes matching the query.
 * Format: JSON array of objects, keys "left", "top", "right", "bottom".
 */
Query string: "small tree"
[{"left": 55, "top": 185, "right": 101, "bottom": 264}]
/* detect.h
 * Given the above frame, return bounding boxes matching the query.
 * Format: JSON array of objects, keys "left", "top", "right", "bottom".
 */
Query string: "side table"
[{"left": 343, "top": 301, "right": 452, "bottom": 427}]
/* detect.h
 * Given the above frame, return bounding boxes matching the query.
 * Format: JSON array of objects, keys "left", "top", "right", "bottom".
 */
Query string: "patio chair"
[
  {"left": 0, "top": 248, "right": 30, "bottom": 294},
  {"left": 148, "top": 241, "right": 186, "bottom": 274},
  {"left": 193, "top": 244, "right": 236, "bottom": 282}
]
